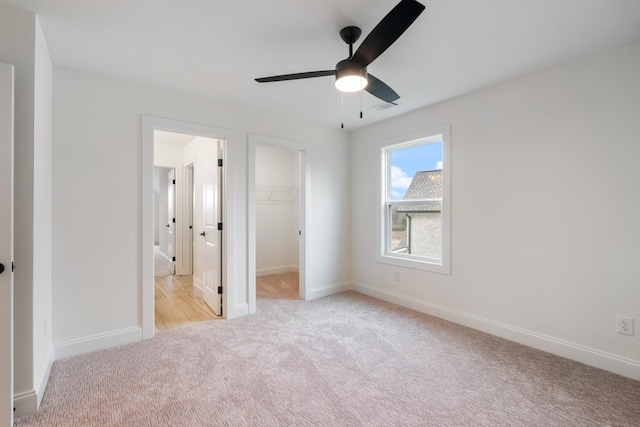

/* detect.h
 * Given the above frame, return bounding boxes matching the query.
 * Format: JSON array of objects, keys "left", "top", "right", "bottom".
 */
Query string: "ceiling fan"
[{"left": 255, "top": 0, "right": 426, "bottom": 106}]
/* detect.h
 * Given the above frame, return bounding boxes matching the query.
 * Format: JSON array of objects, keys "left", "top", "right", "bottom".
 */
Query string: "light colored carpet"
[{"left": 14, "top": 287, "right": 640, "bottom": 426}]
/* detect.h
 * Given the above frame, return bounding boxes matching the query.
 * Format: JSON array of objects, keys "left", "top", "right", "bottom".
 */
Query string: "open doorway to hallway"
[{"left": 153, "top": 130, "right": 221, "bottom": 330}]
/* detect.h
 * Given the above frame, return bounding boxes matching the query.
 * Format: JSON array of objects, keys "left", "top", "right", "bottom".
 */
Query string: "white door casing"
[
  {"left": 167, "top": 169, "right": 176, "bottom": 274},
  {"left": 202, "top": 141, "right": 222, "bottom": 316},
  {"left": 143, "top": 116, "right": 233, "bottom": 339},
  {"left": 0, "top": 62, "right": 15, "bottom": 427}
]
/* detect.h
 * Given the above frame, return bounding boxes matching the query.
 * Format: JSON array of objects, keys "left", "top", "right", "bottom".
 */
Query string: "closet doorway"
[{"left": 248, "top": 134, "right": 309, "bottom": 313}]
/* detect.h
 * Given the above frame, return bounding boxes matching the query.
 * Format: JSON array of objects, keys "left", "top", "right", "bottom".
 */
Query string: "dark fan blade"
[
  {"left": 255, "top": 70, "right": 335, "bottom": 83},
  {"left": 351, "top": 0, "right": 425, "bottom": 68},
  {"left": 366, "top": 74, "right": 400, "bottom": 103}
]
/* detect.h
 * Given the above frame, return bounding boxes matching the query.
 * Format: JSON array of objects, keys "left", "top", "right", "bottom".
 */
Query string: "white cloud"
[
  {"left": 391, "top": 190, "right": 404, "bottom": 199},
  {"left": 391, "top": 166, "right": 413, "bottom": 190},
  {"left": 436, "top": 161, "right": 443, "bottom": 170}
]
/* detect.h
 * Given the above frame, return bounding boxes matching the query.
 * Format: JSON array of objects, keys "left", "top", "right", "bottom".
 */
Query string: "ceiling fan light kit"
[
  {"left": 255, "top": 0, "right": 425, "bottom": 123},
  {"left": 334, "top": 60, "right": 368, "bottom": 92}
]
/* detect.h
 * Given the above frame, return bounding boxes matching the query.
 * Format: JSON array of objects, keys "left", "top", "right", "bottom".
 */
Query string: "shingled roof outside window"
[{"left": 397, "top": 169, "right": 442, "bottom": 212}]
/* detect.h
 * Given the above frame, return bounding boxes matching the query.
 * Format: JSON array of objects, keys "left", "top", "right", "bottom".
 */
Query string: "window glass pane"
[
  {"left": 389, "top": 141, "right": 442, "bottom": 201},
  {"left": 389, "top": 201, "right": 442, "bottom": 260}
]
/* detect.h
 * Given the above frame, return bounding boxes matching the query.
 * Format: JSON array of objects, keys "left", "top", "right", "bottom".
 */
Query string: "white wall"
[
  {"left": 52, "top": 66, "right": 350, "bottom": 355},
  {"left": 350, "top": 40, "right": 640, "bottom": 380},
  {"left": 255, "top": 144, "right": 300, "bottom": 276},
  {"left": 0, "top": 5, "right": 54, "bottom": 415}
]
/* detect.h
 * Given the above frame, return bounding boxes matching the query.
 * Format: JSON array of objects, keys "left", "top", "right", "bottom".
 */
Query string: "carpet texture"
[{"left": 14, "top": 286, "right": 640, "bottom": 426}]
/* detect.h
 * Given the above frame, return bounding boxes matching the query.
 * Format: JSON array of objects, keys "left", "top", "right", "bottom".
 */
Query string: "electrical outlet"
[
  {"left": 393, "top": 271, "right": 400, "bottom": 281},
  {"left": 616, "top": 315, "right": 634, "bottom": 336}
]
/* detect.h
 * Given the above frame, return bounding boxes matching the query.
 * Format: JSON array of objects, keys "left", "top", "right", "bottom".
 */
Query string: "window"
[{"left": 380, "top": 126, "right": 450, "bottom": 274}]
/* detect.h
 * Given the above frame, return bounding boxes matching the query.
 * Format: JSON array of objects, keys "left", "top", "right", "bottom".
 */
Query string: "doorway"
[
  {"left": 143, "top": 117, "right": 229, "bottom": 338},
  {"left": 248, "top": 134, "right": 309, "bottom": 314},
  {"left": 255, "top": 144, "right": 301, "bottom": 300}
]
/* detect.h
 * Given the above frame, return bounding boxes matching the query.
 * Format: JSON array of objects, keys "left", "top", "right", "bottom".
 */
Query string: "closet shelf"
[{"left": 255, "top": 182, "right": 300, "bottom": 203}]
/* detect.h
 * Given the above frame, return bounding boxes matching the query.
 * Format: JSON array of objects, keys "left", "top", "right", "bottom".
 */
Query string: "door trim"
[
  {"left": 248, "top": 134, "right": 310, "bottom": 313},
  {"left": 142, "top": 116, "right": 235, "bottom": 338},
  {"left": 0, "top": 62, "right": 14, "bottom": 427}
]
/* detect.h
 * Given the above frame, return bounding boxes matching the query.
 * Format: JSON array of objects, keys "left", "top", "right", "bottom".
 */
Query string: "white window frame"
[{"left": 377, "top": 125, "right": 451, "bottom": 274}]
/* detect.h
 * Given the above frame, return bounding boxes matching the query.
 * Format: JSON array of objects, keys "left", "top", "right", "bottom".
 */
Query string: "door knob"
[
  {"left": 166, "top": 224, "right": 170, "bottom": 228},
  {"left": 0, "top": 263, "right": 4, "bottom": 274},
  {"left": 199, "top": 231, "right": 206, "bottom": 237}
]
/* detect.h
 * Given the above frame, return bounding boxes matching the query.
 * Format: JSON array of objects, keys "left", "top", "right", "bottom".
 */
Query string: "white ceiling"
[{"left": 3, "top": 0, "right": 640, "bottom": 130}]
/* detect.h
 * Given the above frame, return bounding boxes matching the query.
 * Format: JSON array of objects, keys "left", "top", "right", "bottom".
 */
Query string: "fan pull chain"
[
  {"left": 341, "top": 92, "right": 344, "bottom": 129},
  {"left": 360, "top": 88, "right": 363, "bottom": 119}
]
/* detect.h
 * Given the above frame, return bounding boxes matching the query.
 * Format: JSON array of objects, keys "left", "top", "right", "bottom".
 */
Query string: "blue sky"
[{"left": 390, "top": 141, "right": 442, "bottom": 199}]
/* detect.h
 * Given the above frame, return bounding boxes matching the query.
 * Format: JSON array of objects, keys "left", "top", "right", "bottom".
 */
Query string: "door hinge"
[
  {"left": 11, "top": 262, "right": 15, "bottom": 272},
  {"left": 172, "top": 218, "right": 175, "bottom": 223},
  {"left": 217, "top": 286, "right": 223, "bottom": 294},
  {"left": 218, "top": 223, "right": 223, "bottom": 231},
  {"left": 172, "top": 179, "right": 176, "bottom": 185},
  {"left": 172, "top": 256, "right": 176, "bottom": 262},
  {"left": 189, "top": 225, "right": 192, "bottom": 229},
  {"left": 218, "top": 159, "right": 223, "bottom": 167}
]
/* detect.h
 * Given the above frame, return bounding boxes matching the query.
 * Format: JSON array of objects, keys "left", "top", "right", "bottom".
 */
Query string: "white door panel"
[
  {"left": 202, "top": 141, "right": 222, "bottom": 315},
  {"left": 167, "top": 169, "right": 175, "bottom": 274},
  {"left": 0, "top": 63, "right": 15, "bottom": 427}
]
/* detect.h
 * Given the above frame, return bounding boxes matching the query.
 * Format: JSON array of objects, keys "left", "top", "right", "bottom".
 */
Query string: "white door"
[
  {"left": 185, "top": 165, "right": 194, "bottom": 275},
  {"left": 167, "top": 169, "right": 176, "bottom": 274},
  {"left": 0, "top": 63, "right": 15, "bottom": 427},
  {"left": 202, "top": 142, "right": 222, "bottom": 315}
]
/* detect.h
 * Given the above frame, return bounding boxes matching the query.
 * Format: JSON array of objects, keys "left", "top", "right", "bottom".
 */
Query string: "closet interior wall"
[{"left": 255, "top": 144, "right": 300, "bottom": 276}]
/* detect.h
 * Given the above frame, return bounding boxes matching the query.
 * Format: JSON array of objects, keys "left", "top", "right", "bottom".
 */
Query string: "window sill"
[{"left": 377, "top": 253, "right": 450, "bottom": 275}]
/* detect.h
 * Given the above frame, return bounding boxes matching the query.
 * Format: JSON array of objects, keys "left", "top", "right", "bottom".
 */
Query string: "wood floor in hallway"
[{"left": 154, "top": 246, "right": 220, "bottom": 330}]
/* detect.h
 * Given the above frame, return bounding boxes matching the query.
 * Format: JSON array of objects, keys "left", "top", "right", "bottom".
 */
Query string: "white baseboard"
[
  {"left": 229, "top": 303, "right": 249, "bottom": 319},
  {"left": 256, "top": 265, "right": 299, "bottom": 277},
  {"left": 157, "top": 249, "right": 171, "bottom": 262},
  {"left": 54, "top": 327, "right": 143, "bottom": 360},
  {"left": 14, "top": 345, "right": 54, "bottom": 417},
  {"left": 351, "top": 281, "right": 640, "bottom": 382},
  {"left": 193, "top": 276, "right": 204, "bottom": 291},
  {"left": 13, "top": 390, "right": 37, "bottom": 418},
  {"left": 35, "top": 345, "right": 54, "bottom": 407},
  {"left": 308, "top": 281, "right": 350, "bottom": 300}
]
